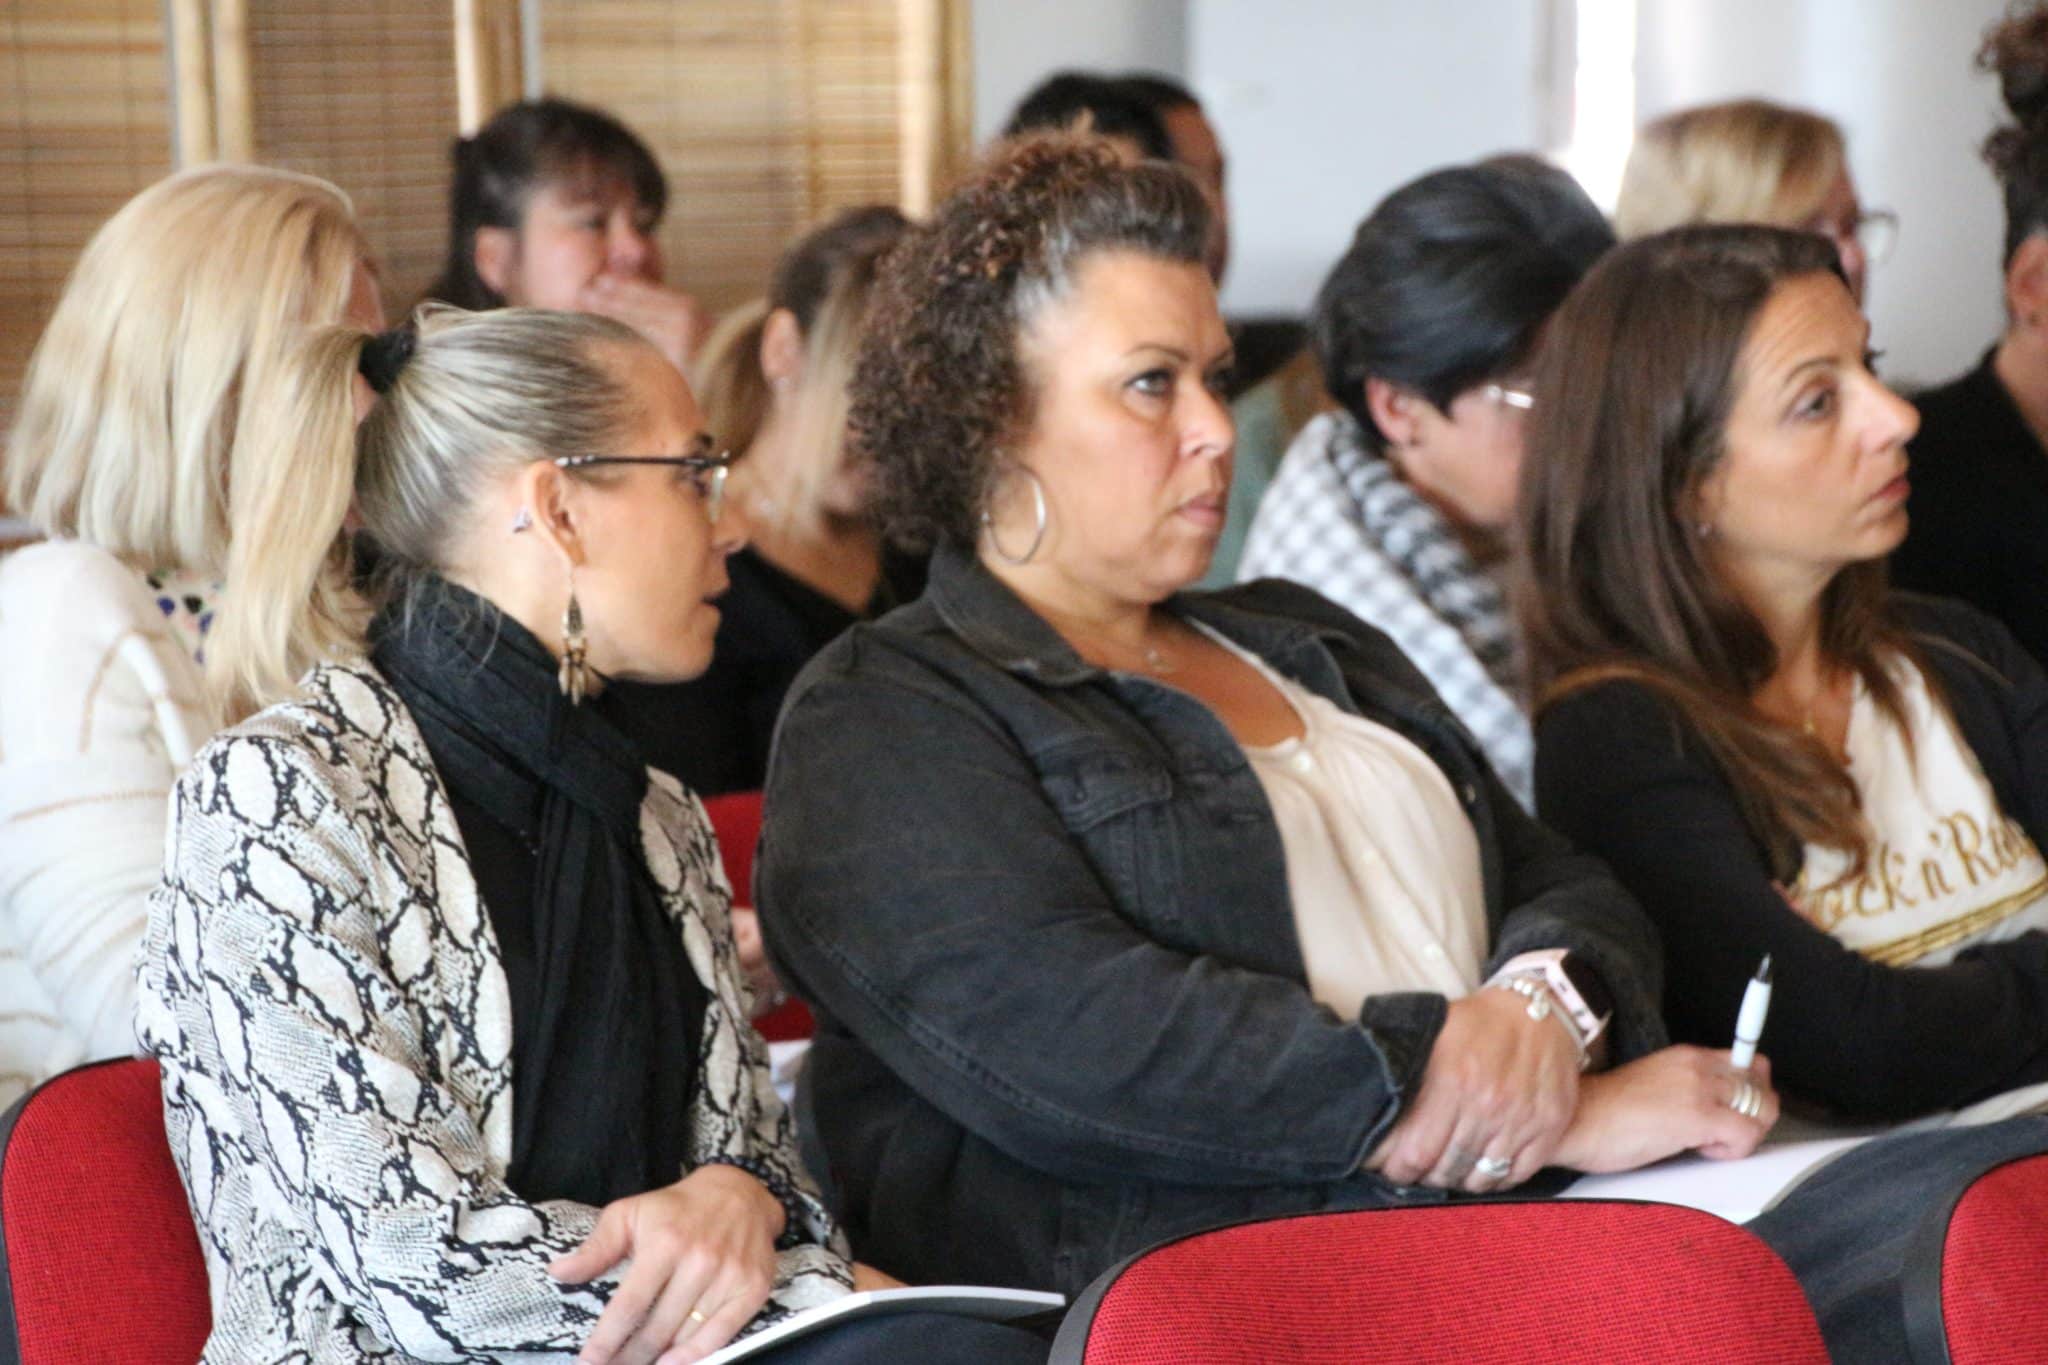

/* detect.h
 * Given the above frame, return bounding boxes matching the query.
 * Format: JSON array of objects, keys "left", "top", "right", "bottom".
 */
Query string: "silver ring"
[
  {"left": 1475, "top": 1155, "right": 1513, "bottom": 1180},
  {"left": 1728, "top": 1079, "right": 1762, "bottom": 1120}
]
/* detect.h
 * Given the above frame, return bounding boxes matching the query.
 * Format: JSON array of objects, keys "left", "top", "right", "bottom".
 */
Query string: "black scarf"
[{"left": 371, "top": 575, "right": 705, "bottom": 1207}]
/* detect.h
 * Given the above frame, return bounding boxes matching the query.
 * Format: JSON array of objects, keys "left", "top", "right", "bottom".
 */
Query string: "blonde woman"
[
  {"left": 139, "top": 305, "right": 1043, "bottom": 1363},
  {"left": 1616, "top": 98, "right": 1895, "bottom": 301},
  {"left": 607, "top": 206, "right": 921, "bottom": 797},
  {"left": 0, "top": 165, "right": 376, "bottom": 1107}
]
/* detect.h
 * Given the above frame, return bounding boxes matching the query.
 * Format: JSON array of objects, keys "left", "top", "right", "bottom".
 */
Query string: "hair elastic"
[{"left": 358, "top": 328, "right": 418, "bottom": 395}]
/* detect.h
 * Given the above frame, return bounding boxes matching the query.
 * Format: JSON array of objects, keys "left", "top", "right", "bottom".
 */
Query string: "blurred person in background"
[
  {"left": 1616, "top": 98, "right": 1894, "bottom": 304},
  {"left": 1893, "top": 3, "right": 2048, "bottom": 667},
  {"left": 424, "top": 96, "right": 710, "bottom": 370}
]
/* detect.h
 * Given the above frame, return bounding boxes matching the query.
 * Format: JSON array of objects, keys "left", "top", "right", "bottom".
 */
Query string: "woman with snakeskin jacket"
[{"left": 135, "top": 305, "right": 1048, "bottom": 1364}]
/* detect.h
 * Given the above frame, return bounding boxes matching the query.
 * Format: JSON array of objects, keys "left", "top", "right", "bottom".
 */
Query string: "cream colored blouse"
[{"left": 1204, "top": 625, "right": 1489, "bottom": 1014}]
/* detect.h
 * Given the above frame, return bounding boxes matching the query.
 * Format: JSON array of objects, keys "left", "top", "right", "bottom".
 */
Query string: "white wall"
[
  {"left": 1190, "top": 0, "right": 1553, "bottom": 319},
  {"left": 1636, "top": 0, "right": 2012, "bottom": 387},
  {"left": 971, "top": 0, "right": 1189, "bottom": 142},
  {"left": 971, "top": 0, "right": 2011, "bottom": 380}
]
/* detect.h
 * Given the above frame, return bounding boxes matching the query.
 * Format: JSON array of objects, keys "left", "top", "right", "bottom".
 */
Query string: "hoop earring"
[
  {"left": 558, "top": 568, "right": 592, "bottom": 704},
  {"left": 982, "top": 466, "right": 1048, "bottom": 567}
]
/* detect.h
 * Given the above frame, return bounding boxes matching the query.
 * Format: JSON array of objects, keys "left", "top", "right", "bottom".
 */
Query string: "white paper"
[
  {"left": 1560, "top": 1078, "right": 2048, "bottom": 1223},
  {"left": 699, "top": 1285, "right": 1065, "bottom": 1364},
  {"left": 766, "top": 1038, "right": 809, "bottom": 1108},
  {"left": 1559, "top": 1135, "right": 1878, "bottom": 1223}
]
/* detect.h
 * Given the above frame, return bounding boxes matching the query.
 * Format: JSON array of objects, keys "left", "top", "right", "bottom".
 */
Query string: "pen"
[{"left": 1729, "top": 954, "right": 1773, "bottom": 1072}]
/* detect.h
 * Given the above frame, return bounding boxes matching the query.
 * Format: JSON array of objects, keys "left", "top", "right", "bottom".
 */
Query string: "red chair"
[
  {"left": 0, "top": 1058, "right": 210, "bottom": 1364},
  {"left": 1916, "top": 1152, "right": 2048, "bottom": 1364},
  {"left": 701, "top": 789, "right": 813, "bottom": 1042},
  {"left": 1050, "top": 1202, "right": 1829, "bottom": 1364}
]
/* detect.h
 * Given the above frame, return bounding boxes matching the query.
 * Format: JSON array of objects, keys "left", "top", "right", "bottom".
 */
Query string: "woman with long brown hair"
[{"left": 1521, "top": 224, "right": 2048, "bottom": 1123}]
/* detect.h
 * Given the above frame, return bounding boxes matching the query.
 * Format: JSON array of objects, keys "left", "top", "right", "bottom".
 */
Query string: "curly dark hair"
[
  {"left": 1981, "top": 3, "right": 2048, "bottom": 266},
  {"left": 850, "top": 133, "right": 1210, "bottom": 550}
]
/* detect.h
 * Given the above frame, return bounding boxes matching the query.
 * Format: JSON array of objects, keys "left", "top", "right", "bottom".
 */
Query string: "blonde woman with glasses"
[
  {"left": 0, "top": 164, "right": 378, "bottom": 1108},
  {"left": 1616, "top": 98, "right": 1898, "bottom": 304},
  {"left": 139, "top": 305, "right": 1044, "bottom": 1363}
]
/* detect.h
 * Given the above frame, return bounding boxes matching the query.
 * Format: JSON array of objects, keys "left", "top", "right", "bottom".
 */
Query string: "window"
[
  {"left": 245, "top": 0, "right": 459, "bottom": 313},
  {"left": 531, "top": 0, "right": 968, "bottom": 314},
  {"left": 0, "top": 0, "right": 172, "bottom": 440}
]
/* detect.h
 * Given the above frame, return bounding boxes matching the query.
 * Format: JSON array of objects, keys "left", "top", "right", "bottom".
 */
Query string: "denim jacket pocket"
[
  {"left": 1039, "top": 751, "right": 1172, "bottom": 831},
  {"left": 1036, "top": 748, "right": 1186, "bottom": 933}
]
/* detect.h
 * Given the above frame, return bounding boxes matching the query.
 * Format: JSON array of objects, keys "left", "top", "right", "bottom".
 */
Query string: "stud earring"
[
  {"left": 558, "top": 569, "right": 591, "bottom": 704},
  {"left": 510, "top": 507, "right": 533, "bottom": 533}
]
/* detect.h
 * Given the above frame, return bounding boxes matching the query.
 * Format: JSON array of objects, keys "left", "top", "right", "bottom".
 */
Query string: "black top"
[
  {"left": 607, "top": 543, "right": 927, "bottom": 796},
  {"left": 372, "top": 578, "right": 708, "bottom": 1208},
  {"left": 1892, "top": 349, "right": 2048, "bottom": 668},
  {"left": 1535, "top": 594, "right": 2048, "bottom": 1121}
]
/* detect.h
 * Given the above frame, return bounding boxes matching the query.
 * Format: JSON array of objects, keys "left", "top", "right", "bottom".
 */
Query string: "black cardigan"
[
  {"left": 605, "top": 543, "right": 926, "bottom": 796},
  {"left": 1891, "top": 350, "right": 2048, "bottom": 670},
  {"left": 1535, "top": 595, "right": 2048, "bottom": 1120}
]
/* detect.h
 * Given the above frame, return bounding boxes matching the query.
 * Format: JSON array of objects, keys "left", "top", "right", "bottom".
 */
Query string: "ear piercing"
[{"left": 510, "top": 508, "right": 533, "bottom": 533}]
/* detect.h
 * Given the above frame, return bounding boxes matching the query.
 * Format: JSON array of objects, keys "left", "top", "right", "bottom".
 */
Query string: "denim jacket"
[{"left": 758, "top": 543, "right": 1665, "bottom": 1295}]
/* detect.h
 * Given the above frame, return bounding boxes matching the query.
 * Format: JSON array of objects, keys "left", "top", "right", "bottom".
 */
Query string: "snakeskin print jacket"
[{"left": 136, "top": 659, "right": 852, "bottom": 1363}]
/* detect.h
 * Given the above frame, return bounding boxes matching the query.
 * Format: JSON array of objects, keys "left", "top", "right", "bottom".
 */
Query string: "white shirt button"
[
  {"left": 1289, "top": 749, "right": 1315, "bottom": 775},
  {"left": 1424, "top": 943, "right": 1446, "bottom": 960}
]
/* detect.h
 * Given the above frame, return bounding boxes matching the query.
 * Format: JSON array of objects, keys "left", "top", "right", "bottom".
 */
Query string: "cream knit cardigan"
[{"left": 0, "top": 540, "right": 213, "bottom": 1108}]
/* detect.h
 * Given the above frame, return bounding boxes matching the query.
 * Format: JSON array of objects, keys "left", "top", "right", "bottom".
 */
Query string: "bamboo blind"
[
  {"left": 245, "top": 0, "right": 459, "bottom": 315},
  {"left": 534, "top": 0, "right": 905, "bottom": 316},
  {"left": 0, "top": 0, "right": 172, "bottom": 439}
]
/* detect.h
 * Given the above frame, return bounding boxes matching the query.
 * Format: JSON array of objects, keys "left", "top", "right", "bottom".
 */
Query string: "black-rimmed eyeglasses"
[{"left": 554, "top": 442, "right": 733, "bottom": 522}]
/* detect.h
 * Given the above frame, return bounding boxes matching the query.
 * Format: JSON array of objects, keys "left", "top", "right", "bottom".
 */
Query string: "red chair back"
[
  {"left": 701, "top": 789, "right": 813, "bottom": 1042},
  {"left": 0, "top": 1058, "right": 210, "bottom": 1364},
  {"left": 1051, "top": 1202, "right": 1829, "bottom": 1364},
  {"left": 1928, "top": 1152, "right": 2048, "bottom": 1364}
]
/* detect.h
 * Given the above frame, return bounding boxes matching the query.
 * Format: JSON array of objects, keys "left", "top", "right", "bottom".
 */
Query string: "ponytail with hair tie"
[{"left": 358, "top": 328, "right": 417, "bottom": 396}]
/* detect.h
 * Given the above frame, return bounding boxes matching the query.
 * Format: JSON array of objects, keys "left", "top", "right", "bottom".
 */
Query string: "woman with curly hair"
[{"left": 754, "top": 133, "right": 1778, "bottom": 1297}]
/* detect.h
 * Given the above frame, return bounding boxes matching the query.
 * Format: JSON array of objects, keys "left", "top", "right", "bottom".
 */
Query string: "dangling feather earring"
[{"left": 558, "top": 570, "right": 591, "bottom": 704}]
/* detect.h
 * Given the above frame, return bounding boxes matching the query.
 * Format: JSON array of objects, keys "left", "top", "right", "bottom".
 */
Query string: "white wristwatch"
[{"left": 1487, "top": 949, "right": 1609, "bottom": 1059}]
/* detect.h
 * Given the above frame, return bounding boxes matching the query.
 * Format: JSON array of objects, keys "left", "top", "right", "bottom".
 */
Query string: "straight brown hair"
[{"left": 1517, "top": 224, "right": 1918, "bottom": 880}]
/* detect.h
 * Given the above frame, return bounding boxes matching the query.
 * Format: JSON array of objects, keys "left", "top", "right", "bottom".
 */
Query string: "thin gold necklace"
[{"left": 1071, "top": 622, "right": 1181, "bottom": 676}]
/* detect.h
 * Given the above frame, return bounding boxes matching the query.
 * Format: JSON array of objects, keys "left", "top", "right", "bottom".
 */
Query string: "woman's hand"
[
  {"left": 728, "top": 907, "right": 786, "bottom": 1017},
  {"left": 579, "top": 274, "right": 710, "bottom": 371},
  {"left": 1554, "top": 1047, "right": 1778, "bottom": 1174},
  {"left": 1365, "top": 986, "right": 1582, "bottom": 1193},
  {"left": 851, "top": 1263, "right": 906, "bottom": 1292},
  {"left": 550, "top": 1163, "right": 785, "bottom": 1365}
]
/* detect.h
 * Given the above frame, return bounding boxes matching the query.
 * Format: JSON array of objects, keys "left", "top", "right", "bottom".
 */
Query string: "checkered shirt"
[{"left": 1238, "top": 411, "right": 1534, "bottom": 809}]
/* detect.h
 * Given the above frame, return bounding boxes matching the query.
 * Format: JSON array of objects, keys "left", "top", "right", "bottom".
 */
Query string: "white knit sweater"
[{"left": 0, "top": 540, "right": 214, "bottom": 1108}]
